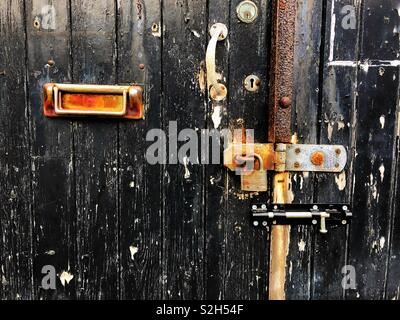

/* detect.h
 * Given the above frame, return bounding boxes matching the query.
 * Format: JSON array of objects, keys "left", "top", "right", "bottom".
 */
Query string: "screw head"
[
  {"left": 139, "top": 63, "right": 145, "bottom": 70},
  {"left": 336, "top": 148, "right": 342, "bottom": 155},
  {"left": 295, "top": 148, "right": 301, "bottom": 154},
  {"left": 294, "top": 162, "right": 300, "bottom": 169},
  {"left": 261, "top": 204, "right": 267, "bottom": 210},
  {"left": 342, "top": 206, "right": 348, "bottom": 211},
  {"left": 253, "top": 221, "right": 259, "bottom": 227},
  {"left": 47, "top": 59, "right": 55, "bottom": 67},
  {"left": 312, "top": 220, "right": 318, "bottom": 225},
  {"left": 279, "top": 96, "right": 292, "bottom": 109},
  {"left": 311, "top": 151, "right": 325, "bottom": 166},
  {"left": 252, "top": 205, "right": 258, "bottom": 210},
  {"left": 262, "top": 221, "right": 268, "bottom": 227},
  {"left": 342, "top": 220, "right": 348, "bottom": 225},
  {"left": 313, "top": 205, "right": 319, "bottom": 210}
]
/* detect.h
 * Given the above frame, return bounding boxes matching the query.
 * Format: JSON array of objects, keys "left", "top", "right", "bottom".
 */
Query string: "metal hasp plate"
[
  {"left": 224, "top": 143, "right": 347, "bottom": 173},
  {"left": 43, "top": 83, "right": 144, "bottom": 119},
  {"left": 281, "top": 144, "right": 347, "bottom": 172},
  {"left": 252, "top": 204, "right": 352, "bottom": 234}
]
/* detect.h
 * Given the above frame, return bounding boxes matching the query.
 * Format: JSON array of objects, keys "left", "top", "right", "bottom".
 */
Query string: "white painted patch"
[
  {"left": 183, "top": 156, "right": 191, "bottom": 179},
  {"left": 40, "top": 5, "right": 57, "bottom": 30},
  {"left": 329, "top": 60, "right": 400, "bottom": 68},
  {"left": 298, "top": 240, "right": 306, "bottom": 252},
  {"left": 129, "top": 246, "right": 139, "bottom": 260},
  {"left": 380, "top": 115, "right": 385, "bottom": 129},
  {"left": 211, "top": 105, "right": 222, "bottom": 129},
  {"left": 327, "top": 61, "right": 357, "bottom": 67},
  {"left": 59, "top": 271, "right": 74, "bottom": 287},
  {"left": 379, "top": 164, "right": 385, "bottom": 182},
  {"left": 335, "top": 171, "right": 347, "bottom": 191}
]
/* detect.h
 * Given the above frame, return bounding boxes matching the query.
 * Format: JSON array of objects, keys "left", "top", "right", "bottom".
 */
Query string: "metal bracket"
[{"left": 251, "top": 204, "right": 352, "bottom": 234}]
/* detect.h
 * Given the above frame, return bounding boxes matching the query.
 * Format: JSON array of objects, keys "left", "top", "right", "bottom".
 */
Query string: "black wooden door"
[{"left": 1, "top": 0, "right": 400, "bottom": 300}]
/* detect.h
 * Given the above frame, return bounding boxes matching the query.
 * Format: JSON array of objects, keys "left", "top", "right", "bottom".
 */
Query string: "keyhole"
[
  {"left": 250, "top": 77, "right": 255, "bottom": 88},
  {"left": 244, "top": 74, "right": 261, "bottom": 92}
]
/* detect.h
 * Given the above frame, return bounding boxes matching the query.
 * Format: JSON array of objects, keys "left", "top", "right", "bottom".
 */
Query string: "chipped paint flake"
[
  {"left": 379, "top": 164, "right": 385, "bottom": 182},
  {"left": 380, "top": 237, "right": 386, "bottom": 249},
  {"left": 129, "top": 246, "right": 139, "bottom": 260},
  {"left": 183, "top": 156, "right": 191, "bottom": 179},
  {"left": 298, "top": 240, "right": 306, "bottom": 252},
  {"left": 335, "top": 171, "right": 347, "bottom": 191},
  {"left": 327, "top": 122, "right": 334, "bottom": 142},
  {"left": 380, "top": 115, "right": 385, "bottom": 129},
  {"left": 191, "top": 30, "right": 201, "bottom": 38},
  {"left": 211, "top": 105, "right": 222, "bottom": 129},
  {"left": 59, "top": 271, "right": 74, "bottom": 287}
]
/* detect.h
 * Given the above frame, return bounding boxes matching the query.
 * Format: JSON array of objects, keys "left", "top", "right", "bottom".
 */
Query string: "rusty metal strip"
[
  {"left": 268, "top": 0, "right": 297, "bottom": 144},
  {"left": 268, "top": 0, "right": 297, "bottom": 301}
]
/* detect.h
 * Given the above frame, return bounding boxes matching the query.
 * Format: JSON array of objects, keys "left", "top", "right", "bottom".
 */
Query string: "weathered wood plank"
[
  {"left": 347, "top": 0, "right": 400, "bottom": 299},
  {"left": 161, "top": 0, "right": 207, "bottom": 299},
  {"left": 312, "top": 0, "right": 361, "bottom": 300},
  {"left": 223, "top": 0, "right": 270, "bottom": 300},
  {"left": 117, "top": 0, "right": 163, "bottom": 299},
  {"left": 387, "top": 131, "right": 400, "bottom": 300},
  {"left": 0, "top": 0, "right": 32, "bottom": 300},
  {"left": 204, "top": 0, "right": 230, "bottom": 300},
  {"left": 70, "top": 0, "right": 119, "bottom": 299},
  {"left": 26, "top": 0, "right": 75, "bottom": 300},
  {"left": 285, "top": 0, "right": 323, "bottom": 300}
]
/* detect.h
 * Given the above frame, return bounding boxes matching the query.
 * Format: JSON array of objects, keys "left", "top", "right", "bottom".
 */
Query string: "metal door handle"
[
  {"left": 43, "top": 83, "right": 144, "bottom": 119},
  {"left": 206, "top": 23, "right": 228, "bottom": 101}
]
